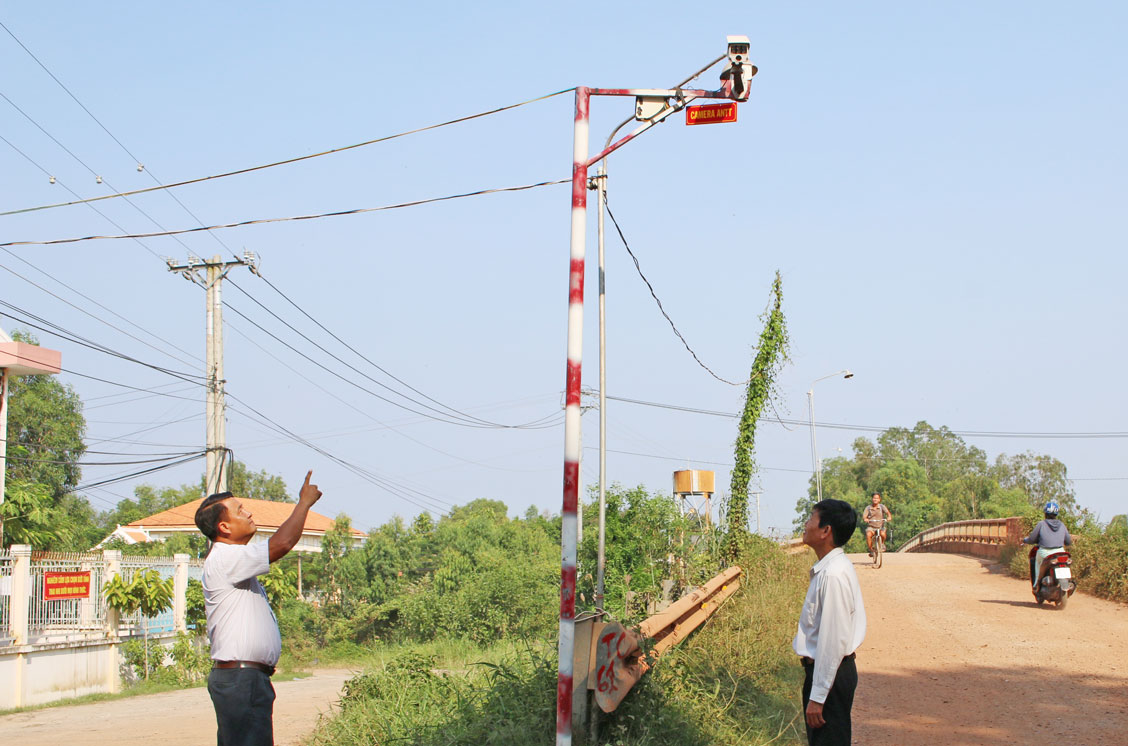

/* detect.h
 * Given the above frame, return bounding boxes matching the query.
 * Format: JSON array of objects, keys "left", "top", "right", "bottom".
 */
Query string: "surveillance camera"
[
  {"left": 727, "top": 35, "right": 750, "bottom": 65},
  {"left": 721, "top": 34, "right": 757, "bottom": 101}
]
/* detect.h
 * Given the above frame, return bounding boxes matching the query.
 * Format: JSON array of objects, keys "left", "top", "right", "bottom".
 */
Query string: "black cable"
[
  {"left": 604, "top": 203, "right": 745, "bottom": 386},
  {"left": 227, "top": 278, "right": 558, "bottom": 430},
  {"left": 0, "top": 256, "right": 202, "bottom": 369},
  {"left": 0, "top": 305, "right": 207, "bottom": 385},
  {"left": 1, "top": 88, "right": 576, "bottom": 217},
  {"left": 225, "top": 395, "right": 452, "bottom": 513},
  {"left": 221, "top": 300, "right": 505, "bottom": 429},
  {"left": 0, "top": 179, "right": 571, "bottom": 248},
  {"left": 66, "top": 452, "right": 207, "bottom": 493},
  {"left": 606, "top": 394, "right": 1128, "bottom": 439},
  {"left": 0, "top": 89, "right": 203, "bottom": 259}
]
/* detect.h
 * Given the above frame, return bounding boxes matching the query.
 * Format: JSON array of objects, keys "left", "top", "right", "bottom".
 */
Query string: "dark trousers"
[
  {"left": 207, "top": 667, "right": 276, "bottom": 746},
  {"left": 801, "top": 655, "right": 857, "bottom": 746}
]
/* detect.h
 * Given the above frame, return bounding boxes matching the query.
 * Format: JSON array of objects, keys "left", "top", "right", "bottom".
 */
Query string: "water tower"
[{"left": 672, "top": 469, "right": 715, "bottom": 528}]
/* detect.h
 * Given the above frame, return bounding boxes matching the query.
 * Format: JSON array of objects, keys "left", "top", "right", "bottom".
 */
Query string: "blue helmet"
[{"left": 1044, "top": 500, "right": 1060, "bottom": 517}]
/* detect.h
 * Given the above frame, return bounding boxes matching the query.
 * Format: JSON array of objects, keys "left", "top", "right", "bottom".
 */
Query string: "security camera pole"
[{"left": 555, "top": 37, "right": 756, "bottom": 746}]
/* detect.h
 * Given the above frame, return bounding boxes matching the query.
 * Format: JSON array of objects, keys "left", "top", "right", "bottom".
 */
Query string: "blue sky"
[{"left": 1, "top": 3, "right": 1124, "bottom": 537}]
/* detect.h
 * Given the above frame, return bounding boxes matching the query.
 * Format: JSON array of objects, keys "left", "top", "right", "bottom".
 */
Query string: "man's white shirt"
[
  {"left": 202, "top": 541, "right": 281, "bottom": 666},
  {"left": 792, "top": 546, "right": 866, "bottom": 703}
]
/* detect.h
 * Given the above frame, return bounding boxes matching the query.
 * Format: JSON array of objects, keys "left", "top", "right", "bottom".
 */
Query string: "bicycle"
[{"left": 869, "top": 520, "right": 887, "bottom": 568}]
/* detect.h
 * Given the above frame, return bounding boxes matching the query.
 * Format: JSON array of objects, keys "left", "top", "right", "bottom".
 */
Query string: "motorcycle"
[{"left": 1029, "top": 546, "right": 1076, "bottom": 609}]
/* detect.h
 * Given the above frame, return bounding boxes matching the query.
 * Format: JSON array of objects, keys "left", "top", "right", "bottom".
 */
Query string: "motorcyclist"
[{"left": 1020, "top": 501, "right": 1073, "bottom": 592}]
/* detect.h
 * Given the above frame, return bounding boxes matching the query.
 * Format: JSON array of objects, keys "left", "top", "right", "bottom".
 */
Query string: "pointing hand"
[{"left": 299, "top": 470, "right": 322, "bottom": 505}]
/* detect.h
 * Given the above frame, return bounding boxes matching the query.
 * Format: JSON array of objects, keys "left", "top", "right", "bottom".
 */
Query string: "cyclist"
[
  {"left": 863, "top": 492, "right": 892, "bottom": 557},
  {"left": 1020, "top": 500, "right": 1073, "bottom": 591}
]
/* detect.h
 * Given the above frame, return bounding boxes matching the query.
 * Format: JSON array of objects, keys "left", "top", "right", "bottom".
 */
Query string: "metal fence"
[
  {"left": 2, "top": 547, "right": 203, "bottom": 648},
  {"left": 28, "top": 551, "right": 108, "bottom": 644}
]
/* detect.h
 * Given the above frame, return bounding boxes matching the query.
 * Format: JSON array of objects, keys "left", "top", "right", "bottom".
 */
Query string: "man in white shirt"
[
  {"left": 793, "top": 499, "right": 866, "bottom": 745},
  {"left": 194, "top": 470, "right": 322, "bottom": 746}
]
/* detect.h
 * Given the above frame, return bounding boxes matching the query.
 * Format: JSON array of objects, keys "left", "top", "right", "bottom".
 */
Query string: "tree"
[
  {"left": 5, "top": 332, "right": 86, "bottom": 497},
  {"left": 0, "top": 479, "right": 59, "bottom": 547},
  {"left": 103, "top": 568, "right": 174, "bottom": 678},
  {"left": 992, "top": 452, "right": 1076, "bottom": 514},
  {"left": 727, "top": 272, "right": 789, "bottom": 558},
  {"left": 2, "top": 331, "right": 93, "bottom": 549}
]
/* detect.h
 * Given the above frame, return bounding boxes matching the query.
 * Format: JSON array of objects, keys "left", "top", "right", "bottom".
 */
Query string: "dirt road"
[
  {"left": 0, "top": 668, "right": 350, "bottom": 746},
  {"left": 851, "top": 552, "right": 1128, "bottom": 746}
]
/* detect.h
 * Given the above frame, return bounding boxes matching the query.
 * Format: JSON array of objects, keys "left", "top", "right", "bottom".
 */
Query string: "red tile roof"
[{"left": 126, "top": 497, "right": 365, "bottom": 538}]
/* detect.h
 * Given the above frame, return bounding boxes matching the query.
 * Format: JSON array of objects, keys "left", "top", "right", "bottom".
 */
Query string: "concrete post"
[
  {"left": 9, "top": 544, "right": 30, "bottom": 645},
  {"left": 9, "top": 544, "right": 31, "bottom": 708},
  {"left": 103, "top": 549, "right": 122, "bottom": 693},
  {"left": 173, "top": 554, "right": 189, "bottom": 634}
]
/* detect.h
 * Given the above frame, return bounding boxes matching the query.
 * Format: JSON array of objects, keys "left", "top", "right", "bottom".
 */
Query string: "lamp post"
[{"left": 807, "top": 370, "right": 853, "bottom": 502}]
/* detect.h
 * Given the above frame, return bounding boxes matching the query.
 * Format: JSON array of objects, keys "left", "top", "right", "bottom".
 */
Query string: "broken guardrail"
[{"left": 570, "top": 565, "right": 742, "bottom": 727}]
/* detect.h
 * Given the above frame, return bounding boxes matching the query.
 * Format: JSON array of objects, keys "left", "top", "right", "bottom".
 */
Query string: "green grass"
[{"left": 305, "top": 539, "right": 811, "bottom": 746}]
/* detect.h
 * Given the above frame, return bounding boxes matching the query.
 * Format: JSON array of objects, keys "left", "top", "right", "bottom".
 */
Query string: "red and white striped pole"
[{"left": 556, "top": 85, "right": 590, "bottom": 746}]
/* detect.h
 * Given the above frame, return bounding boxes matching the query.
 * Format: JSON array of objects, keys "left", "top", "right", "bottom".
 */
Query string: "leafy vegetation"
[
  {"left": 306, "top": 538, "right": 811, "bottom": 746},
  {"left": 727, "top": 272, "right": 789, "bottom": 560},
  {"left": 794, "top": 421, "right": 1080, "bottom": 552}
]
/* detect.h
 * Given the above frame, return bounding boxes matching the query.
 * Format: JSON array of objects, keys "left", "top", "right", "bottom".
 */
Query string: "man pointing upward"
[{"left": 194, "top": 470, "right": 323, "bottom": 746}]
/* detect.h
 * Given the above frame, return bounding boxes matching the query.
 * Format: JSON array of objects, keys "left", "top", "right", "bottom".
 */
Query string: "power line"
[
  {"left": 0, "top": 88, "right": 204, "bottom": 259},
  {"left": 0, "top": 19, "right": 246, "bottom": 262},
  {"left": 0, "top": 179, "right": 570, "bottom": 248},
  {"left": 66, "top": 452, "right": 207, "bottom": 494},
  {"left": 227, "top": 277, "right": 558, "bottom": 430},
  {"left": 0, "top": 255, "right": 202, "bottom": 369},
  {"left": 225, "top": 395, "right": 452, "bottom": 514},
  {"left": 221, "top": 319, "right": 561, "bottom": 472},
  {"left": 1, "top": 87, "right": 575, "bottom": 217},
  {"left": 0, "top": 304, "right": 206, "bottom": 385},
  {"left": 604, "top": 203, "right": 745, "bottom": 386},
  {"left": 605, "top": 394, "right": 1128, "bottom": 440},
  {"left": 250, "top": 271, "right": 561, "bottom": 429}
]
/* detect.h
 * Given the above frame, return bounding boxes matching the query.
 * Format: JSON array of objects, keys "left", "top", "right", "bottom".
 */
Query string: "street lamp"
[{"left": 807, "top": 370, "right": 853, "bottom": 501}]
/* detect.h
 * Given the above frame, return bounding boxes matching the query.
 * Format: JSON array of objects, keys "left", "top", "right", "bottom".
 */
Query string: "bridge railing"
[{"left": 899, "top": 517, "right": 1024, "bottom": 559}]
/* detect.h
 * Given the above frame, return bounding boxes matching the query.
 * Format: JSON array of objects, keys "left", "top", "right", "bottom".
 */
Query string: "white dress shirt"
[
  {"left": 202, "top": 541, "right": 281, "bottom": 666},
  {"left": 792, "top": 547, "right": 866, "bottom": 703}
]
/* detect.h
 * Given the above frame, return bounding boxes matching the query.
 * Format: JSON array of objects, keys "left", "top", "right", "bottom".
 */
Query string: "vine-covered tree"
[{"left": 726, "top": 272, "right": 789, "bottom": 559}]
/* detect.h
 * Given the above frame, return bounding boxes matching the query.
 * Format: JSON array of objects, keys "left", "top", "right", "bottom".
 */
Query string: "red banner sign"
[
  {"left": 43, "top": 571, "right": 92, "bottom": 600},
  {"left": 685, "top": 102, "right": 738, "bottom": 126}
]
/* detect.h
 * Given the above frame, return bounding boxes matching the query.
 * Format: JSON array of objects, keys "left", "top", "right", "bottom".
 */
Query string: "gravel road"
[
  {"left": 0, "top": 668, "right": 351, "bottom": 746},
  {"left": 851, "top": 552, "right": 1128, "bottom": 746}
]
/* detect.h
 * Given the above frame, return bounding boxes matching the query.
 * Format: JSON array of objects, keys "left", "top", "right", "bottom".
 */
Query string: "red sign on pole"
[
  {"left": 685, "top": 102, "right": 738, "bottom": 126},
  {"left": 43, "top": 571, "right": 92, "bottom": 600}
]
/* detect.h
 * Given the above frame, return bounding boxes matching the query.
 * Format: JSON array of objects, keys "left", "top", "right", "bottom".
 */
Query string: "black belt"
[
  {"left": 800, "top": 652, "right": 855, "bottom": 667},
  {"left": 213, "top": 660, "right": 276, "bottom": 676}
]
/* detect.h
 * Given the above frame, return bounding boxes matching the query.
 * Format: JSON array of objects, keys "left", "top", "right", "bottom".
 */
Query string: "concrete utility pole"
[{"left": 167, "top": 252, "right": 257, "bottom": 496}]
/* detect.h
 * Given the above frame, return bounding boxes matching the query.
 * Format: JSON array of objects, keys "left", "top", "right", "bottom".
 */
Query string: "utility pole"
[
  {"left": 167, "top": 252, "right": 257, "bottom": 496},
  {"left": 553, "top": 38, "right": 756, "bottom": 746}
]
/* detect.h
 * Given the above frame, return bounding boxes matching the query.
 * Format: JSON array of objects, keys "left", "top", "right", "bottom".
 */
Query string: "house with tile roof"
[{"left": 97, "top": 496, "right": 366, "bottom": 552}]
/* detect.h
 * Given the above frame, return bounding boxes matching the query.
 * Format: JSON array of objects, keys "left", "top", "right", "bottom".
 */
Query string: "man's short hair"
[
  {"left": 872, "top": 492, "right": 881, "bottom": 499},
  {"left": 814, "top": 499, "right": 858, "bottom": 548},
  {"left": 195, "top": 492, "right": 235, "bottom": 541}
]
